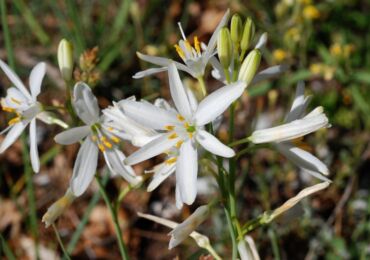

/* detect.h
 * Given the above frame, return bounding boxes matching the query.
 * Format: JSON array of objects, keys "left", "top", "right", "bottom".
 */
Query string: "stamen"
[
  {"left": 188, "top": 132, "right": 193, "bottom": 139},
  {"left": 168, "top": 133, "right": 178, "bottom": 139},
  {"left": 111, "top": 136, "right": 120, "bottom": 143},
  {"left": 174, "top": 44, "right": 185, "bottom": 60},
  {"left": 165, "top": 125, "right": 175, "bottom": 131},
  {"left": 165, "top": 157, "right": 177, "bottom": 165},
  {"left": 194, "top": 36, "right": 201, "bottom": 54},
  {"left": 8, "top": 117, "right": 21, "bottom": 125},
  {"left": 177, "top": 114, "right": 185, "bottom": 121},
  {"left": 10, "top": 97, "right": 21, "bottom": 105},
  {"left": 175, "top": 140, "right": 183, "bottom": 149},
  {"left": 2, "top": 106, "right": 15, "bottom": 113},
  {"left": 103, "top": 141, "right": 113, "bottom": 149},
  {"left": 184, "top": 40, "right": 192, "bottom": 52},
  {"left": 108, "top": 127, "right": 114, "bottom": 131},
  {"left": 177, "top": 22, "right": 187, "bottom": 40},
  {"left": 98, "top": 144, "right": 106, "bottom": 152},
  {"left": 91, "top": 135, "right": 98, "bottom": 142}
]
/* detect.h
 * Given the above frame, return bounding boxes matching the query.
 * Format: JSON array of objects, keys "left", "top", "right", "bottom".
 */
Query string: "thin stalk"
[
  {"left": 96, "top": 176, "right": 130, "bottom": 260},
  {"left": 0, "top": 0, "right": 15, "bottom": 68},
  {"left": 0, "top": 234, "right": 16, "bottom": 260},
  {"left": 224, "top": 207, "right": 238, "bottom": 260},
  {"left": 268, "top": 228, "right": 281, "bottom": 260},
  {"left": 52, "top": 224, "right": 71, "bottom": 260},
  {"left": 197, "top": 76, "right": 207, "bottom": 98}
]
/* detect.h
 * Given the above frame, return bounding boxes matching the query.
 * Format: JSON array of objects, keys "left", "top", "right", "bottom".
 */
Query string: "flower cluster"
[{"left": 0, "top": 9, "right": 331, "bottom": 258}]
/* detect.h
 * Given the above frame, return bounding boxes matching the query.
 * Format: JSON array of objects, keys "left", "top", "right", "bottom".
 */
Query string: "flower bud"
[
  {"left": 217, "top": 27, "right": 233, "bottom": 70},
  {"left": 240, "top": 17, "right": 255, "bottom": 53},
  {"left": 230, "top": 14, "right": 243, "bottom": 45},
  {"left": 238, "top": 49, "right": 261, "bottom": 85},
  {"left": 57, "top": 39, "right": 74, "bottom": 81}
]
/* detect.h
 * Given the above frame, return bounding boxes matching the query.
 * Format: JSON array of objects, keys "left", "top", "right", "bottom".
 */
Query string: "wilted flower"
[
  {"left": 0, "top": 60, "right": 47, "bottom": 172},
  {"left": 54, "top": 82, "right": 141, "bottom": 196},
  {"left": 133, "top": 9, "right": 230, "bottom": 79},
  {"left": 122, "top": 63, "right": 244, "bottom": 206}
]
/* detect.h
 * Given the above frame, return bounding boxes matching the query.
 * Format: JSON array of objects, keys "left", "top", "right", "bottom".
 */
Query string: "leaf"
[{"left": 353, "top": 71, "right": 370, "bottom": 85}]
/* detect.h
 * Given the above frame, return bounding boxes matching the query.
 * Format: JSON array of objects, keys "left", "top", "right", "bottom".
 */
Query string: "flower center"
[
  {"left": 174, "top": 36, "right": 202, "bottom": 62},
  {"left": 90, "top": 123, "right": 120, "bottom": 152},
  {"left": 1, "top": 99, "right": 42, "bottom": 126}
]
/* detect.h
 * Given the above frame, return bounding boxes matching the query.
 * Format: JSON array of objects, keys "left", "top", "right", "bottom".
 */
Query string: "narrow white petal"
[
  {"left": 147, "top": 161, "right": 176, "bottom": 192},
  {"left": 209, "top": 56, "right": 226, "bottom": 82},
  {"left": 176, "top": 140, "right": 198, "bottom": 205},
  {"left": 73, "top": 82, "right": 100, "bottom": 124},
  {"left": 0, "top": 59, "right": 32, "bottom": 99},
  {"left": 255, "top": 33, "right": 268, "bottom": 49},
  {"left": 0, "top": 122, "right": 27, "bottom": 153},
  {"left": 29, "top": 62, "right": 46, "bottom": 100},
  {"left": 285, "top": 82, "right": 312, "bottom": 122},
  {"left": 125, "top": 134, "right": 178, "bottom": 165},
  {"left": 196, "top": 130, "right": 235, "bottom": 158},
  {"left": 104, "top": 149, "right": 142, "bottom": 185},
  {"left": 168, "top": 63, "right": 193, "bottom": 120},
  {"left": 185, "top": 84, "right": 198, "bottom": 113},
  {"left": 204, "top": 9, "right": 230, "bottom": 60},
  {"left": 251, "top": 112, "right": 329, "bottom": 143},
  {"left": 70, "top": 137, "right": 98, "bottom": 196},
  {"left": 133, "top": 67, "right": 168, "bottom": 79},
  {"left": 54, "top": 126, "right": 90, "bottom": 145},
  {"left": 0, "top": 125, "right": 12, "bottom": 135},
  {"left": 175, "top": 184, "right": 184, "bottom": 209},
  {"left": 29, "top": 119, "right": 40, "bottom": 173},
  {"left": 120, "top": 99, "right": 177, "bottom": 130},
  {"left": 251, "top": 64, "right": 288, "bottom": 85},
  {"left": 276, "top": 143, "right": 329, "bottom": 176},
  {"left": 4, "top": 87, "right": 28, "bottom": 109},
  {"left": 195, "top": 81, "right": 246, "bottom": 126}
]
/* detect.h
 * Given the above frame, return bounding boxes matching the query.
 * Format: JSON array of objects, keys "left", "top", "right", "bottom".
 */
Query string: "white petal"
[
  {"left": 276, "top": 143, "right": 329, "bottom": 176},
  {"left": 0, "top": 59, "right": 32, "bottom": 100},
  {"left": 175, "top": 184, "right": 184, "bottom": 209},
  {"left": 104, "top": 148, "right": 142, "bottom": 185},
  {"left": 133, "top": 67, "right": 168, "bottom": 79},
  {"left": 146, "top": 161, "right": 176, "bottom": 192},
  {"left": 209, "top": 56, "right": 226, "bottom": 82},
  {"left": 70, "top": 137, "right": 99, "bottom": 196},
  {"left": 176, "top": 140, "right": 198, "bottom": 205},
  {"left": 29, "top": 119, "right": 40, "bottom": 173},
  {"left": 204, "top": 9, "right": 230, "bottom": 60},
  {"left": 250, "top": 111, "right": 329, "bottom": 143},
  {"left": 255, "top": 32, "right": 268, "bottom": 49},
  {"left": 185, "top": 84, "right": 198, "bottom": 113},
  {"left": 168, "top": 63, "right": 193, "bottom": 120},
  {"left": 54, "top": 126, "right": 90, "bottom": 145},
  {"left": 125, "top": 134, "right": 179, "bottom": 165},
  {"left": 29, "top": 62, "right": 46, "bottom": 100},
  {"left": 120, "top": 99, "right": 177, "bottom": 130},
  {"left": 3, "top": 87, "right": 29, "bottom": 109},
  {"left": 196, "top": 130, "right": 235, "bottom": 158},
  {"left": 285, "top": 81, "right": 312, "bottom": 122},
  {"left": 195, "top": 81, "right": 246, "bottom": 125},
  {"left": 251, "top": 64, "right": 288, "bottom": 85},
  {"left": 0, "top": 122, "right": 28, "bottom": 153},
  {"left": 73, "top": 82, "right": 100, "bottom": 124}
]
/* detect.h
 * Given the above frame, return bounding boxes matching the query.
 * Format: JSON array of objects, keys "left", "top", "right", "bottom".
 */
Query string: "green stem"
[
  {"left": 52, "top": 224, "right": 71, "bottom": 260},
  {"left": 0, "top": 0, "right": 15, "bottom": 69},
  {"left": 96, "top": 176, "right": 130, "bottom": 260},
  {"left": 268, "top": 228, "right": 281, "bottom": 260},
  {"left": 197, "top": 76, "right": 207, "bottom": 98},
  {"left": 224, "top": 207, "right": 237, "bottom": 260}
]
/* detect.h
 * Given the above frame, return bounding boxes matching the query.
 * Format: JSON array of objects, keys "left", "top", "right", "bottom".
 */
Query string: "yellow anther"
[
  {"left": 174, "top": 44, "right": 185, "bottom": 60},
  {"left": 2, "top": 106, "right": 15, "bottom": 113},
  {"left": 188, "top": 132, "right": 193, "bottom": 139},
  {"left": 175, "top": 140, "right": 183, "bottom": 149},
  {"left": 165, "top": 125, "right": 175, "bottom": 131},
  {"left": 103, "top": 141, "right": 113, "bottom": 149},
  {"left": 194, "top": 36, "right": 201, "bottom": 54},
  {"left": 292, "top": 137, "right": 312, "bottom": 152},
  {"left": 91, "top": 135, "right": 98, "bottom": 142},
  {"left": 108, "top": 127, "right": 114, "bottom": 131},
  {"left": 165, "top": 157, "right": 177, "bottom": 165},
  {"left": 98, "top": 144, "right": 106, "bottom": 152},
  {"left": 177, "top": 114, "right": 185, "bottom": 121},
  {"left": 100, "top": 136, "right": 107, "bottom": 142},
  {"left": 111, "top": 136, "right": 120, "bottom": 143},
  {"left": 168, "top": 133, "right": 178, "bottom": 139},
  {"left": 184, "top": 40, "right": 192, "bottom": 52},
  {"left": 184, "top": 122, "right": 190, "bottom": 128},
  {"left": 8, "top": 117, "right": 21, "bottom": 125},
  {"left": 10, "top": 97, "right": 21, "bottom": 105}
]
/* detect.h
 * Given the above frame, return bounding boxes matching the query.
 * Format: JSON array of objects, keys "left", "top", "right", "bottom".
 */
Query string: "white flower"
[
  {"left": 169, "top": 205, "right": 209, "bottom": 249},
  {"left": 250, "top": 82, "right": 330, "bottom": 179},
  {"left": 0, "top": 60, "right": 47, "bottom": 173},
  {"left": 123, "top": 63, "right": 245, "bottom": 206},
  {"left": 237, "top": 236, "right": 260, "bottom": 260},
  {"left": 133, "top": 9, "right": 230, "bottom": 79},
  {"left": 54, "top": 82, "right": 141, "bottom": 196}
]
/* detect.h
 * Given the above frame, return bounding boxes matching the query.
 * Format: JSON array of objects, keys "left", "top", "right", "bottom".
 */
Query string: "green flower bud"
[
  {"left": 240, "top": 17, "right": 255, "bottom": 53},
  {"left": 238, "top": 49, "right": 261, "bottom": 85},
  {"left": 230, "top": 14, "right": 243, "bottom": 45},
  {"left": 217, "top": 27, "right": 233, "bottom": 70},
  {"left": 57, "top": 39, "right": 74, "bottom": 81}
]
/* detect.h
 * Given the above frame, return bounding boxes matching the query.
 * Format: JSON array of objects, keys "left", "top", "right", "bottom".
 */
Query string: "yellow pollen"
[
  {"left": 8, "top": 117, "right": 21, "bottom": 125},
  {"left": 98, "top": 144, "right": 106, "bottom": 152},
  {"left": 10, "top": 97, "right": 21, "bottom": 105},
  {"left": 194, "top": 36, "right": 201, "bottom": 54},
  {"left": 177, "top": 114, "right": 185, "bottom": 121},
  {"left": 103, "top": 141, "right": 113, "bottom": 149},
  {"left": 184, "top": 40, "right": 192, "bottom": 52},
  {"left": 100, "top": 136, "right": 107, "bottom": 142},
  {"left": 292, "top": 137, "right": 312, "bottom": 152},
  {"left": 184, "top": 122, "right": 190, "bottom": 128},
  {"left": 168, "top": 133, "right": 178, "bottom": 139},
  {"left": 91, "top": 135, "right": 98, "bottom": 142},
  {"left": 175, "top": 140, "right": 183, "bottom": 149},
  {"left": 165, "top": 125, "right": 175, "bottom": 131},
  {"left": 174, "top": 44, "right": 185, "bottom": 60},
  {"left": 165, "top": 157, "right": 177, "bottom": 165},
  {"left": 108, "top": 127, "right": 114, "bottom": 131},
  {"left": 2, "top": 106, "right": 15, "bottom": 113},
  {"left": 111, "top": 136, "right": 120, "bottom": 143},
  {"left": 188, "top": 132, "right": 193, "bottom": 139}
]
